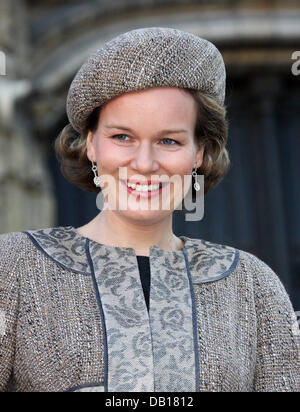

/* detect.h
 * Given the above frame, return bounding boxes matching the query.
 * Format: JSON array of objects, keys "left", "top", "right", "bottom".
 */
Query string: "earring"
[
  {"left": 92, "top": 161, "right": 102, "bottom": 188},
  {"left": 192, "top": 167, "right": 200, "bottom": 191}
]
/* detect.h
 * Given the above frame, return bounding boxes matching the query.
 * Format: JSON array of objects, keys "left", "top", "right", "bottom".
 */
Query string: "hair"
[{"left": 54, "top": 89, "right": 230, "bottom": 195}]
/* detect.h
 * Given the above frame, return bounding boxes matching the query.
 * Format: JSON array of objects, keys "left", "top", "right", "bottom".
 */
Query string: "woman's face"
[{"left": 86, "top": 86, "right": 204, "bottom": 225}]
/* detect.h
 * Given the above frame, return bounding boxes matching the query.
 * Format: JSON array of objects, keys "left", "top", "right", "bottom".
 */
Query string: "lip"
[
  {"left": 121, "top": 180, "right": 168, "bottom": 199},
  {"left": 125, "top": 179, "right": 168, "bottom": 186}
]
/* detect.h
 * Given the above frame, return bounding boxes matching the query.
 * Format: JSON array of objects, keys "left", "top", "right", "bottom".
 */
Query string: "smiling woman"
[
  {"left": 55, "top": 87, "right": 229, "bottom": 197},
  {"left": 82, "top": 86, "right": 205, "bottom": 219},
  {"left": 0, "top": 27, "right": 299, "bottom": 393}
]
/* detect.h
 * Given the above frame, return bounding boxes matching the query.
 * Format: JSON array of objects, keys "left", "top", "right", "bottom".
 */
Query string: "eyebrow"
[{"left": 103, "top": 124, "right": 188, "bottom": 134}]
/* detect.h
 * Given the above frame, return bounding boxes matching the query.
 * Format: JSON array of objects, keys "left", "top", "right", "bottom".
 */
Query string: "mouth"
[
  {"left": 121, "top": 179, "right": 168, "bottom": 199},
  {"left": 127, "top": 182, "right": 162, "bottom": 192}
]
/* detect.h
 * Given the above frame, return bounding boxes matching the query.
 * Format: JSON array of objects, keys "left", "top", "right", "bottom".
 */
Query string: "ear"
[
  {"left": 194, "top": 146, "right": 205, "bottom": 169},
  {"left": 86, "top": 130, "right": 96, "bottom": 162}
]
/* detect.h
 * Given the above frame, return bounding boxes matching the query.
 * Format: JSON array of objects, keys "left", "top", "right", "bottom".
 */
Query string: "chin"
[{"left": 118, "top": 209, "right": 171, "bottom": 225}]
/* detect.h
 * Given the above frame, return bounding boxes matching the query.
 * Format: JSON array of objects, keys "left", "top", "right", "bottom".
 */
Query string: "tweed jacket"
[{"left": 0, "top": 226, "right": 299, "bottom": 392}]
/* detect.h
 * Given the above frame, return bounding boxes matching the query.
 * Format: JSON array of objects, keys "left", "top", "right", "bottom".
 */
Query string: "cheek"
[
  {"left": 95, "top": 138, "right": 194, "bottom": 175},
  {"left": 163, "top": 152, "right": 193, "bottom": 199},
  {"left": 165, "top": 151, "right": 194, "bottom": 176},
  {"left": 96, "top": 139, "right": 123, "bottom": 170}
]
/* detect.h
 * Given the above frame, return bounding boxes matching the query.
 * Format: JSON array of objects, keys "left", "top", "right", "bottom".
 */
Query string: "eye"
[
  {"left": 112, "top": 134, "right": 130, "bottom": 142},
  {"left": 161, "top": 138, "right": 180, "bottom": 146},
  {"left": 111, "top": 135, "right": 180, "bottom": 145}
]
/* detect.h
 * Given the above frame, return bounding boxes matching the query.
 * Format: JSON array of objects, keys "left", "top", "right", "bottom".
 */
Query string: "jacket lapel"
[
  {"left": 88, "top": 240, "right": 155, "bottom": 391},
  {"left": 149, "top": 247, "right": 199, "bottom": 391}
]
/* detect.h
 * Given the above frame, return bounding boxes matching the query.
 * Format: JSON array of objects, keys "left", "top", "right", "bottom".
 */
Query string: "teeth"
[{"left": 127, "top": 182, "right": 160, "bottom": 191}]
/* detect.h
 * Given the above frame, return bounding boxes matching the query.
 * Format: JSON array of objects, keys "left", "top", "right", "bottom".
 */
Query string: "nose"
[{"left": 130, "top": 142, "right": 159, "bottom": 174}]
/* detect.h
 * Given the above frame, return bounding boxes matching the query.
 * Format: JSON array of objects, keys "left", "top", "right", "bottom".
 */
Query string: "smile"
[
  {"left": 121, "top": 180, "right": 168, "bottom": 199},
  {"left": 126, "top": 182, "right": 161, "bottom": 191}
]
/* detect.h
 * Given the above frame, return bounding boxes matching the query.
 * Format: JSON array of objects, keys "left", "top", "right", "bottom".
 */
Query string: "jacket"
[{"left": 0, "top": 226, "right": 299, "bottom": 392}]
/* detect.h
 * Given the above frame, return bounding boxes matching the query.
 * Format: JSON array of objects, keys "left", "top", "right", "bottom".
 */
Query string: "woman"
[{"left": 0, "top": 27, "right": 299, "bottom": 392}]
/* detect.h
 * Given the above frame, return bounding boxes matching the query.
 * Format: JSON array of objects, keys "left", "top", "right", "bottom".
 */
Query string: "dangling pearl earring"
[
  {"left": 92, "top": 161, "right": 102, "bottom": 187},
  {"left": 192, "top": 167, "right": 200, "bottom": 191}
]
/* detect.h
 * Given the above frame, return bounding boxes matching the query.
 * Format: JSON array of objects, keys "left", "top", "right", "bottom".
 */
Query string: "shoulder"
[
  {"left": 185, "top": 236, "right": 288, "bottom": 291},
  {"left": 19, "top": 225, "right": 90, "bottom": 274},
  {"left": 0, "top": 231, "right": 33, "bottom": 288},
  {"left": 187, "top": 237, "right": 296, "bottom": 315},
  {"left": 0, "top": 230, "right": 28, "bottom": 246},
  {"left": 237, "top": 248, "right": 290, "bottom": 299},
  {"left": 0, "top": 227, "right": 67, "bottom": 271},
  {"left": 183, "top": 236, "right": 239, "bottom": 283},
  {"left": 0, "top": 231, "right": 31, "bottom": 269},
  {"left": 0, "top": 227, "right": 59, "bottom": 251},
  {"left": 0, "top": 226, "right": 74, "bottom": 249}
]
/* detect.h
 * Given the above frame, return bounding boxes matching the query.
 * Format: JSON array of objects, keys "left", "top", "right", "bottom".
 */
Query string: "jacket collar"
[{"left": 23, "top": 226, "right": 239, "bottom": 283}]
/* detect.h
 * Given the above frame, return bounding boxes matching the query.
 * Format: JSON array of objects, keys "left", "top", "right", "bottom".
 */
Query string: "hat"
[{"left": 66, "top": 27, "right": 226, "bottom": 134}]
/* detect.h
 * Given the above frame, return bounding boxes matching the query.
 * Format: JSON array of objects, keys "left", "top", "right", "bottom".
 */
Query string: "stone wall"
[{"left": 0, "top": 0, "right": 55, "bottom": 233}]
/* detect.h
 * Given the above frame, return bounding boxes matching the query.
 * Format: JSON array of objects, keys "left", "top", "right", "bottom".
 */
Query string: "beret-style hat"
[{"left": 66, "top": 27, "right": 226, "bottom": 134}]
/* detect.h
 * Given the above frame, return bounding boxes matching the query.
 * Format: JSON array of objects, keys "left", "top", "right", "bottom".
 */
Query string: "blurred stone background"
[{"left": 0, "top": 0, "right": 299, "bottom": 309}]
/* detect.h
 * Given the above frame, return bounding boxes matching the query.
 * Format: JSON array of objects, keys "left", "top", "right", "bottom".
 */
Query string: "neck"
[{"left": 77, "top": 210, "right": 183, "bottom": 256}]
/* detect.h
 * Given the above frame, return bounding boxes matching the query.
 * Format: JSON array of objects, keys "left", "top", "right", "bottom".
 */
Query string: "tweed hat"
[{"left": 66, "top": 27, "right": 226, "bottom": 134}]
